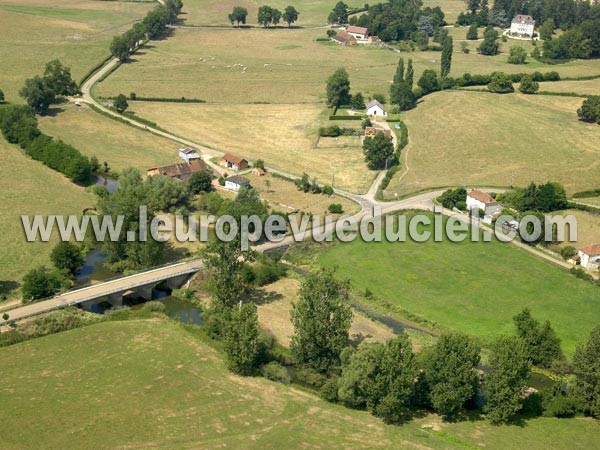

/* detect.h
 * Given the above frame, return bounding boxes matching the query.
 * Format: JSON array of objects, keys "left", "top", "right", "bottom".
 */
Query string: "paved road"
[{"left": 1, "top": 260, "right": 203, "bottom": 324}]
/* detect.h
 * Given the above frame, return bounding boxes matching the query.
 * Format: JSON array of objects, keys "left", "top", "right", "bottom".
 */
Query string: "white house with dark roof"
[
  {"left": 510, "top": 14, "right": 535, "bottom": 38},
  {"left": 579, "top": 244, "right": 600, "bottom": 269},
  {"left": 366, "top": 100, "right": 387, "bottom": 117},
  {"left": 178, "top": 147, "right": 200, "bottom": 163},
  {"left": 225, "top": 175, "right": 250, "bottom": 192}
]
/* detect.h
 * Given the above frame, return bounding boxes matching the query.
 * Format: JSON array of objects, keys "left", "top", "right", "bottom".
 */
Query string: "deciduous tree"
[
  {"left": 290, "top": 269, "right": 352, "bottom": 372},
  {"left": 363, "top": 133, "right": 394, "bottom": 169},
  {"left": 484, "top": 336, "right": 531, "bottom": 424},
  {"left": 326, "top": 68, "right": 351, "bottom": 107},
  {"left": 283, "top": 5, "right": 299, "bottom": 27},
  {"left": 51, "top": 242, "right": 84, "bottom": 275},
  {"left": 425, "top": 333, "right": 481, "bottom": 419}
]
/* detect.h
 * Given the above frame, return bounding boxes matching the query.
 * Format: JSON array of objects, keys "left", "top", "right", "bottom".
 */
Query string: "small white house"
[
  {"left": 510, "top": 14, "right": 535, "bottom": 38},
  {"left": 179, "top": 147, "right": 200, "bottom": 163},
  {"left": 579, "top": 244, "right": 600, "bottom": 269},
  {"left": 366, "top": 100, "right": 387, "bottom": 117},
  {"left": 466, "top": 189, "right": 502, "bottom": 215},
  {"left": 225, "top": 175, "right": 250, "bottom": 192}
]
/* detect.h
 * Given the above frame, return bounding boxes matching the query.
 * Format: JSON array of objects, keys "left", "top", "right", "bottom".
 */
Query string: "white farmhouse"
[
  {"left": 366, "top": 100, "right": 387, "bottom": 117},
  {"left": 466, "top": 189, "right": 502, "bottom": 215},
  {"left": 510, "top": 14, "right": 535, "bottom": 38},
  {"left": 578, "top": 244, "right": 600, "bottom": 269},
  {"left": 225, "top": 175, "right": 250, "bottom": 192},
  {"left": 346, "top": 25, "right": 369, "bottom": 42},
  {"left": 179, "top": 147, "right": 200, "bottom": 163}
]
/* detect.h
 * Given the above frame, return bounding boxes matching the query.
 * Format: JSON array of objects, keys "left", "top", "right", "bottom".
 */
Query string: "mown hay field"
[
  {"left": 130, "top": 101, "right": 375, "bottom": 193},
  {"left": 386, "top": 90, "right": 600, "bottom": 197},
  {"left": 0, "top": 0, "right": 153, "bottom": 101},
  {"left": 0, "top": 137, "right": 93, "bottom": 287}
]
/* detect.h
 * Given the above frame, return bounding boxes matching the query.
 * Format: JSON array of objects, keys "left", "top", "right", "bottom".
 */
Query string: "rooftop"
[{"left": 468, "top": 189, "right": 495, "bottom": 204}]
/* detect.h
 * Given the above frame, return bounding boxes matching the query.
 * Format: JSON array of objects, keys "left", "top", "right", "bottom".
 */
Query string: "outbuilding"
[
  {"left": 366, "top": 100, "right": 387, "bottom": 117},
  {"left": 225, "top": 175, "right": 250, "bottom": 191}
]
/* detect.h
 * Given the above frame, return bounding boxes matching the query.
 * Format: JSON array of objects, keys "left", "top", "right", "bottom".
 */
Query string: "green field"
[
  {"left": 318, "top": 215, "right": 600, "bottom": 355},
  {"left": 537, "top": 78, "right": 600, "bottom": 95},
  {"left": 0, "top": 319, "right": 452, "bottom": 449},
  {"left": 386, "top": 90, "right": 600, "bottom": 197},
  {"left": 38, "top": 103, "right": 181, "bottom": 173},
  {"left": 2, "top": 317, "right": 599, "bottom": 449},
  {"left": 0, "top": 0, "right": 153, "bottom": 102},
  {"left": 0, "top": 137, "right": 93, "bottom": 287}
]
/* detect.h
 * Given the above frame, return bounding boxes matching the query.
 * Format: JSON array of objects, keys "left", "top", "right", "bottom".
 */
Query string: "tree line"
[
  {"left": 199, "top": 248, "right": 600, "bottom": 425},
  {"left": 111, "top": 0, "right": 183, "bottom": 62},
  {"left": 228, "top": 5, "right": 300, "bottom": 28},
  {"left": 0, "top": 103, "right": 96, "bottom": 184}
]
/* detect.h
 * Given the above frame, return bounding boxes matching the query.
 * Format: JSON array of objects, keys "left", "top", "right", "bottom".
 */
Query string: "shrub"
[
  {"left": 543, "top": 394, "right": 581, "bottom": 418},
  {"left": 570, "top": 267, "right": 593, "bottom": 281},
  {"left": 543, "top": 71, "right": 560, "bottom": 81},
  {"left": 129, "top": 92, "right": 137, "bottom": 100},
  {"left": 320, "top": 377, "right": 340, "bottom": 402},
  {"left": 218, "top": 176, "right": 225, "bottom": 186},
  {"left": 142, "top": 301, "right": 167, "bottom": 314},
  {"left": 577, "top": 96, "right": 600, "bottom": 123},
  {"left": 295, "top": 366, "right": 327, "bottom": 388},
  {"left": 508, "top": 46, "right": 527, "bottom": 64},
  {"left": 322, "top": 185, "right": 334, "bottom": 195},
  {"left": 487, "top": 72, "right": 514, "bottom": 93},
  {"left": 328, "top": 203, "right": 343, "bottom": 214},
  {"left": 559, "top": 246, "right": 577, "bottom": 260},
  {"left": 262, "top": 362, "right": 291, "bottom": 384},
  {"left": 519, "top": 75, "right": 539, "bottom": 94}
]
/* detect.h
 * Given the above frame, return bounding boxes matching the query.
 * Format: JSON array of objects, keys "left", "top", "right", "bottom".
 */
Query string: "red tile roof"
[
  {"left": 220, "top": 153, "right": 247, "bottom": 165},
  {"left": 512, "top": 14, "right": 535, "bottom": 25},
  {"left": 468, "top": 189, "right": 495, "bottom": 204},
  {"left": 580, "top": 243, "right": 600, "bottom": 256},
  {"left": 347, "top": 25, "right": 368, "bottom": 35}
]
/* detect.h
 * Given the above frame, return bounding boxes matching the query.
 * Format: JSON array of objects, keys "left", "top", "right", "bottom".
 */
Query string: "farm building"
[
  {"left": 366, "top": 100, "right": 387, "bottom": 117},
  {"left": 347, "top": 25, "right": 368, "bottom": 41},
  {"left": 252, "top": 168, "right": 265, "bottom": 176},
  {"left": 225, "top": 175, "right": 250, "bottom": 191},
  {"left": 510, "top": 14, "right": 535, "bottom": 38},
  {"left": 219, "top": 153, "right": 249, "bottom": 171},
  {"left": 178, "top": 147, "right": 200, "bottom": 163},
  {"left": 147, "top": 159, "right": 209, "bottom": 181},
  {"left": 578, "top": 244, "right": 600, "bottom": 269},
  {"left": 331, "top": 31, "right": 357, "bottom": 46},
  {"left": 466, "top": 189, "right": 502, "bottom": 215},
  {"left": 364, "top": 127, "right": 392, "bottom": 139}
]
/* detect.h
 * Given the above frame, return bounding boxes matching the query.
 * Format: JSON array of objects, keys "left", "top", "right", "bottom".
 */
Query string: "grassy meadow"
[
  {"left": 0, "top": 137, "right": 93, "bottom": 288},
  {"left": 0, "top": 318, "right": 456, "bottom": 449},
  {"left": 318, "top": 215, "right": 600, "bottom": 355},
  {"left": 0, "top": 0, "right": 153, "bottom": 102},
  {"left": 537, "top": 78, "right": 600, "bottom": 95},
  {"left": 38, "top": 103, "right": 181, "bottom": 172},
  {"left": 180, "top": 0, "right": 365, "bottom": 27},
  {"left": 2, "top": 317, "right": 600, "bottom": 448},
  {"left": 386, "top": 90, "right": 600, "bottom": 197},
  {"left": 95, "top": 26, "right": 600, "bottom": 104},
  {"left": 131, "top": 101, "right": 374, "bottom": 193}
]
